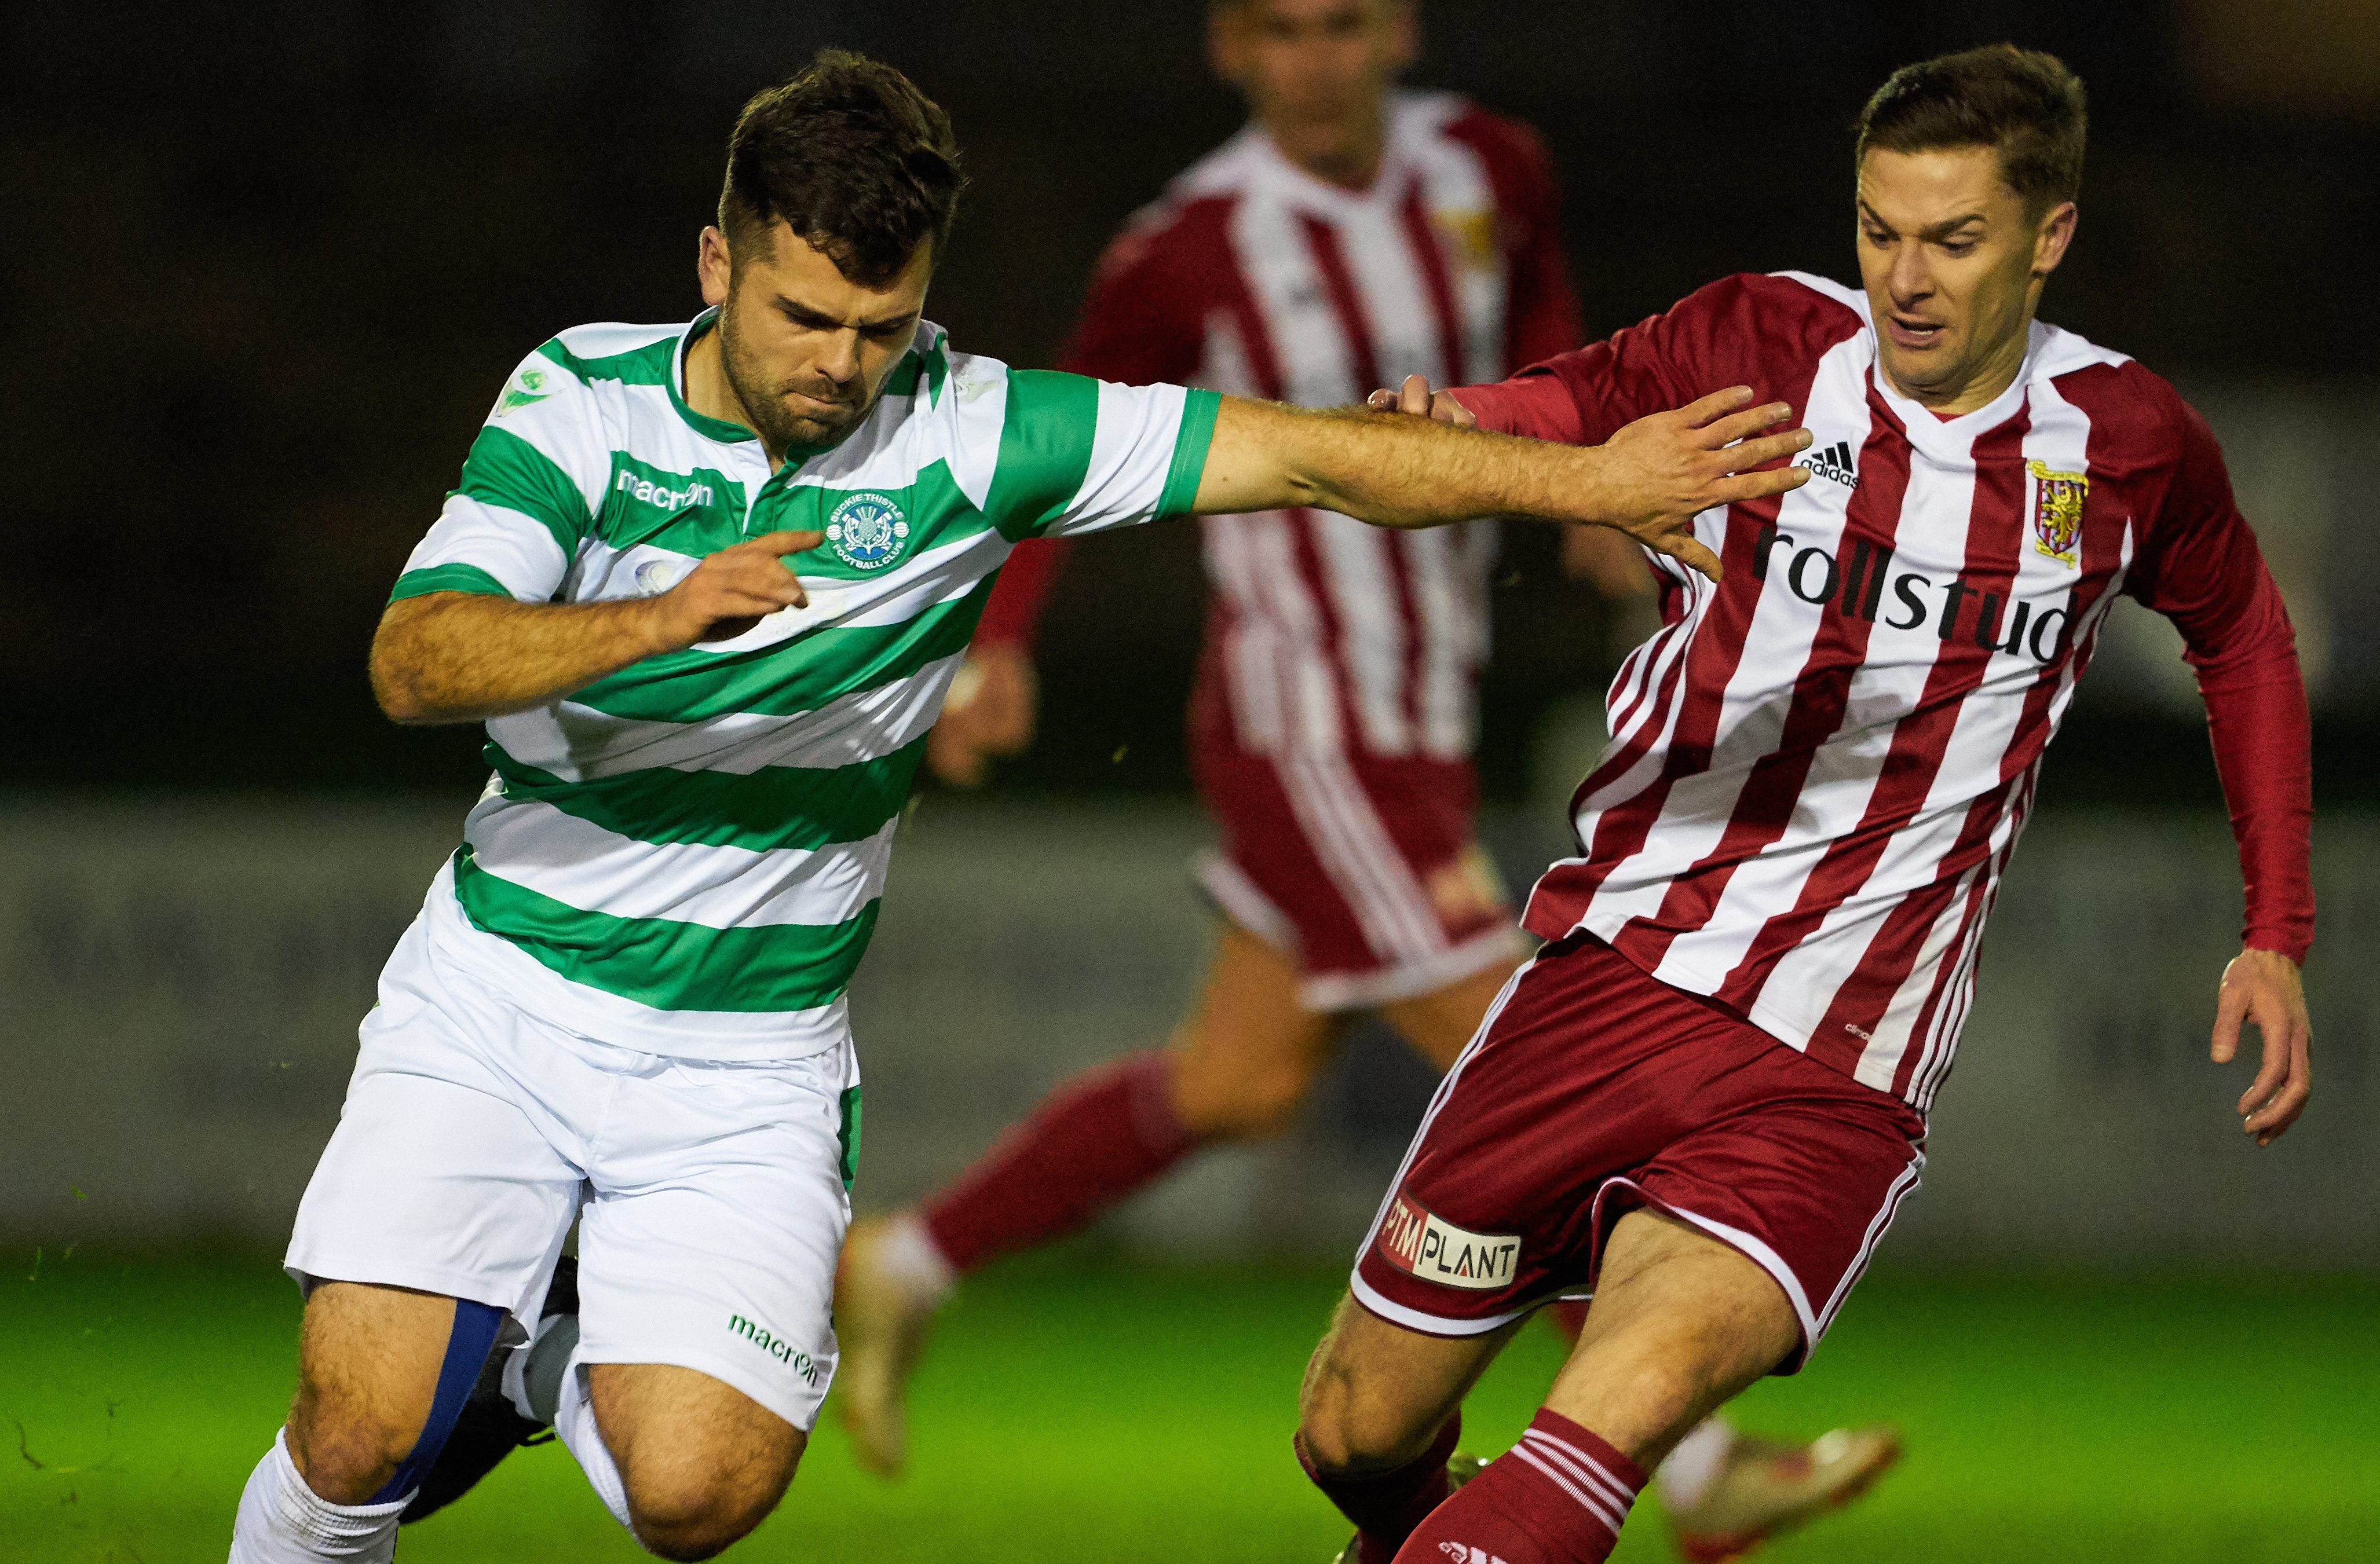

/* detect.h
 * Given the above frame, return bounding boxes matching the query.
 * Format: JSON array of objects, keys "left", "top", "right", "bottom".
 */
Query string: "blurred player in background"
[
  {"left": 835, "top": 4, "right": 1897, "bottom": 1557},
  {"left": 1296, "top": 45, "right": 2316, "bottom": 1564}
]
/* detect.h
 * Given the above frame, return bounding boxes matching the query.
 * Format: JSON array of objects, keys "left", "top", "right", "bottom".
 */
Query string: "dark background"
[{"left": 4, "top": 0, "right": 2374, "bottom": 804}]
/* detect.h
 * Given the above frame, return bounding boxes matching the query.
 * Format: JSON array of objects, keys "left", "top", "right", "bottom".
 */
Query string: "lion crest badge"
[
  {"left": 2026, "top": 459, "right": 2087, "bottom": 564},
  {"left": 825, "top": 491, "right": 912, "bottom": 572}
]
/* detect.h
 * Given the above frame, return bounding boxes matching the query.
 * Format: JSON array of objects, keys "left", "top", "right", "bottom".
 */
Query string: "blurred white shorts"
[{"left": 286, "top": 907, "right": 859, "bottom": 1433}]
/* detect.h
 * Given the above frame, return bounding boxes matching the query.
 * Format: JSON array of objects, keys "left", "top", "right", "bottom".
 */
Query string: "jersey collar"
[
  {"left": 1869, "top": 318, "right": 2049, "bottom": 464},
  {"left": 668, "top": 309, "right": 762, "bottom": 446}
]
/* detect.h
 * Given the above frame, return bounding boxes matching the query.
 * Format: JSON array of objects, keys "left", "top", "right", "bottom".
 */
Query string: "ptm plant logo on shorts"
[
  {"left": 729, "top": 1313, "right": 821, "bottom": 1386},
  {"left": 1377, "top": 1193, "right": 1520, "bottom": 1291},
  {"left": 825, "top": 491, "right": 912, "bottom": 572}
]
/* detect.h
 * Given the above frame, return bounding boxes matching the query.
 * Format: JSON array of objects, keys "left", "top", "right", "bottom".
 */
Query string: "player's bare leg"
[
  {"left": 1293, "top": 1292, "right": 1523, "bottom": 1563},
  {"left": 1299, "top": 1210, "right": 1802, "bottom": 1563},
  {"left": 284, "top": 1284, "right": 456, "bottom": 1501},
  {"left": 584, "top": 1363, "right": 805, "bottom": 1561},
  {"left": 1168, "top": 926, "right": 1350, "bottom": 1134},
  {"left": 1539, "top": 1212, "right": 1801, "bottom": 1466},
  {"left": 1537, "top": 1296, "right": 1898, "bottom": 1561},
  {"left": 837, "top": 926, "right": 1343, "bottom": 1475},
  {"left": 232, "top": 1281, "right": 474, "bottom": 1562},
  {"left": 1376, "top": 957, "right": 1518, "bottom": 1071}
]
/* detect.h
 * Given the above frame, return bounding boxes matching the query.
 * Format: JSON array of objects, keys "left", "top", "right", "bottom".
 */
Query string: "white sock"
[
  {"left": 1656, "top": 1414, "right": 1737, "bottom": 1511},
  {"left": 878, "top": 1209, "right": 957, "bottom": 1301},
  {"left": 553, "top": 1353, "right": 650, "bottom": 1551},
  {"left": 227, "top": 1429, "right": 408, "bottom": 1564}
]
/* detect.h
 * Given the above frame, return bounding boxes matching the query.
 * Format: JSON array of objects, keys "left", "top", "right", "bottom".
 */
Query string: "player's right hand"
[
  {"left": 1594, "top": 389, "right": 1812, "bottom": 581},
  {"left": 645, "top": 530, "right": 825, "bottom": 651},
  {"left": 928, "top": 642, "right": 1039, "bottom": 788}
]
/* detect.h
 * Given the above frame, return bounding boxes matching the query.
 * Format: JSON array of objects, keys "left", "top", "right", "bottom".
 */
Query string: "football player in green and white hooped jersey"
[{"left": 228, "top": 50, "right": 1818, "bottom": 1564}]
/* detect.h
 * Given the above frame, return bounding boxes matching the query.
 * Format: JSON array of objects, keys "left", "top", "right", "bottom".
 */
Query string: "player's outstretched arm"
[
  {"left": 1191, "top": 387, "right": 1812, "bottom": 583},
  {"left": 2211, "top": 948, "right": 2312, "bottom": 1146},
  {"left": 370, "top": 529, "right": 823, "bottom": 724}
]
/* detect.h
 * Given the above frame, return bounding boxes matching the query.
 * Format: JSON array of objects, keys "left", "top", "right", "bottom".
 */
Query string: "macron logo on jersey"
[
  {"left": 1801, "top": 438, "right": 1858, "bottom": 488},
  {"left": 1379, "top": 1193, "right": 1520, "bottom": 1291},
  {"left": 616, "top": 468, "right": 715, "bottom": 514}
]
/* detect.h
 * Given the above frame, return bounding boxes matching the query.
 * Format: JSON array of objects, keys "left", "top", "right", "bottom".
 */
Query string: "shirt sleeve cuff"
[
  {"left": 1154, "top": 389, "right": 1223, "bottom": 518},
  {"left": 389, "top": 563, "right": 518, "bottom": 603}
]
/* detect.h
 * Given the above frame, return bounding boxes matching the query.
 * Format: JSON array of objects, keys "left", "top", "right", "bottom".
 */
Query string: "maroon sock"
[
  {"left": 1393, "top": 1410, "right": 1644, "bottom": 1564},
  {"left": 1296, "top": 1415, "right": 1461, "bottom": 1564},
  {"left": 920, "top": 1051, "right": 1197, "bottom": 1274}
]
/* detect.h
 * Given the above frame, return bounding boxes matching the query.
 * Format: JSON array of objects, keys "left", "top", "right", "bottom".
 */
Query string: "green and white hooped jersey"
[{"left": 392, "top": 312, "right": 1219, "bottom": 1058}]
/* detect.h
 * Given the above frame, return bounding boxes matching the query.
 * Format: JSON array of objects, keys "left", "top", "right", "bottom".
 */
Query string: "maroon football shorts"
[
  {"left": 1191, "top": 741, "right": 1525, "bottom": 1012},
  {"left": 1351, "top": 933, "right": 1928, "bottom": 1369}
]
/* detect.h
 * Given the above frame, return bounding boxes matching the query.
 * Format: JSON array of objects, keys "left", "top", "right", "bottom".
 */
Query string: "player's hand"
[
  {"left": 928, "top": 643, "right": 1039, "bottom": 788},
  {"left": 1366, "top": 372, "right": 1476, "bottom": 427},
  {"left": 2211, "top": 947, "right": 2312, "bottom": 1146},
  {"left": 645, "top": 530, "right": 824, "bottom": 650},
  {"left": 1592, "top": 389, "right": 1812, "bottom": 583}
]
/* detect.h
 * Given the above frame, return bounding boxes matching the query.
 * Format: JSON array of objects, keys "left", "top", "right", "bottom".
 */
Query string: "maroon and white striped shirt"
[
  {"left": 1457, "top": 271, "right": 2312, "bottom": 1110},
  {"left": 975, "top": 91, "right": 1582, "bottom": 760}
]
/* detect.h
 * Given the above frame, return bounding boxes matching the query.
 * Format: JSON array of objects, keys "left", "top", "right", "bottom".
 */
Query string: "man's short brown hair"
[
  {"left": 1856, "top": 45, "right": 2087, "bottom": 216},
  {"left": 718, "top": 50, "right": 966, "bottom": 286}
]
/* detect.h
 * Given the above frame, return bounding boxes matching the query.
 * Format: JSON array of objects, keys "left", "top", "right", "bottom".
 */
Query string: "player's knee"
[
  {"left": 284, "top": 1374, "right": 419, "bottom": 1504},
  {"left": 1296, "top": 1343, "right": 1419, "bottom": 1476},
  {"left": 624, "top": 1466, "right": 787, "bottom": 1562},
  {"left": 1296, "top": 1390, "right": 1425, "bottom": 1477}
]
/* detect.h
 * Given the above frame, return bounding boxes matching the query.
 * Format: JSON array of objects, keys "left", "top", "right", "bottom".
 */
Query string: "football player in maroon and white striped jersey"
[
  {"left": 1293, "top": 45, "right": 2315, "bottom": 1564},
  {"left": 836, "top": 2, "right": 1898, "bottom": 1558}
]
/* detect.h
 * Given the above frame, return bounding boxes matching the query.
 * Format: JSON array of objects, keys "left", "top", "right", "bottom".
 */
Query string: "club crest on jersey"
[
  {"left": 2027, "top": 459, "right": 2087, "bottom": 563},
  {"left": 492, "top": 366, "right": 549, "bottom": 419},
  {"left": 825, "top": 491, "right": 911, "bottom": 571},
  {"left": 1378, "top": 1193, "right": 1520, "bottom": 1291},
  {"left": 1433, "top": 206, "right": 1498, "bottom": 270}
]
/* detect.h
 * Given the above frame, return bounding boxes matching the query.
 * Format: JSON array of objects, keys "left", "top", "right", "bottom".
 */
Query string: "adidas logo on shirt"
[{"left": 1801, "top": 439, "right": 1859, "bottom": 488}]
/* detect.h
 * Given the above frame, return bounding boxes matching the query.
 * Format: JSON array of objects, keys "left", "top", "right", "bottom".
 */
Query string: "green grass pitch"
[{"left": 5, "top": 1251, "right": 2374, "bottom": 1561}]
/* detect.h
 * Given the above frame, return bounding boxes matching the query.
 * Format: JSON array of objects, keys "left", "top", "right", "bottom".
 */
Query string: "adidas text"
[{"left": 1801, "top": 439, "right": 1859, "bottom": 487}]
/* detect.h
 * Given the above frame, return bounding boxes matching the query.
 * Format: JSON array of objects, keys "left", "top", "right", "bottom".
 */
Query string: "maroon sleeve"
[
  {"left": 974, "top": 207, "right": 1215, "bottom": 651},
  {"left": 1452, "top": 273, "right": 1859, "bottom": 446},
  {"left": 972, "top": 536, "right": 1066, "bottom": 649},
  {"left": 1443, "top": 109, "right": 1584, "bottom": 373},
  {"left": 2122, "top": 383, "right": 2315, "bottom": 962},
  {"left": 1056, "top": 208, "right": 1211, "bottom": 386}
]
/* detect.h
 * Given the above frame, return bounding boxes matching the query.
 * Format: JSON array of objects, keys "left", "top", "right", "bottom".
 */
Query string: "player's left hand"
[
  {"left": 2210, "top": 947, "right": 2311, "bottom": 1146},
  {"left": 928, "top": 643, "right": 1038, "bottom": 788}
]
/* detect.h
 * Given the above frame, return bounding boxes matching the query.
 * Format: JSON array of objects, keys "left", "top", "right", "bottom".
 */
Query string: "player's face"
[
  {"left": 1212, "top": 0, "right": 1415, "bottom": 184},
  {"left": 1855, "top": 146, "right": 2076, "bottom": 411},
  {"left": 700, "top": 222, "right": 932, "bottom": 452}
]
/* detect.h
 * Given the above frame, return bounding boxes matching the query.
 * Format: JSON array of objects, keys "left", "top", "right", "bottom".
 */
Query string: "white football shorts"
[{"left": 286, "top": 904, "right": 859, "bottom": 1433}]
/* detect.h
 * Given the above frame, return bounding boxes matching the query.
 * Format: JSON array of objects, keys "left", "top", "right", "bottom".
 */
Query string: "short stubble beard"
[{"left": 716, "top": 298, "right": 871, "bottom": 453}]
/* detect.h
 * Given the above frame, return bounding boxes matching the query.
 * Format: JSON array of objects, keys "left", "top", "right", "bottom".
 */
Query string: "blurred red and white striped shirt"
[
  {"left": 1455, "top": 271, "right": 2313, "bottom": 1109},
  {"left": 975, "top": 91, "right": 1582, "bottom": 760}
]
